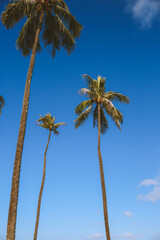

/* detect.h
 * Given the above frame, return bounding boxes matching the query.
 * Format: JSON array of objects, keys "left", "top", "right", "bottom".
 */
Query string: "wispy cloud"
[
  {"left": 138, "top": 176, "right": 160, "bottom": 202},
  {"left": 91, "top": 222, "right": 104, "bottom": 226},
  {"left": 112, "top": 232, "right": 142, "bottom": 240},
  {"left": 122, "top": 233, "right": 135, "bottom": 239},
  {"left": 139, "top": 179, "right": 159, "bottom": 187},
  {"left": 127, "top": 0, "right": 160, "bottom": 28},
  {"left": 86, "top": 233, "right": 104, "bottom": 239},
  {"left": 123, "top": 211, "right": 132, "bottom": 217},
  {"left": 138, "top": 186, "right": 160, "bottom": 202}
]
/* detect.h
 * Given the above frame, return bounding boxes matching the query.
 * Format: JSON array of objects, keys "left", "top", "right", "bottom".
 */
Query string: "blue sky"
[{"left": 0, "top": 0, "right": 160, "bottom": 240}]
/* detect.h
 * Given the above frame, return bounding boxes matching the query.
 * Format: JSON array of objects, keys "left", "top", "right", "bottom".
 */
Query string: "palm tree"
[
  {"left": 1, "top": 1, "right": 82, "bottom": 239},
  {"left": 74, "top": 75, "right": 129, "bottom": 240},
  {"left": 0, "top": 96, "right": 5, "bottom": 114},
  {"left": 34, "top": 113, "right": 66, "bottom": 240}
]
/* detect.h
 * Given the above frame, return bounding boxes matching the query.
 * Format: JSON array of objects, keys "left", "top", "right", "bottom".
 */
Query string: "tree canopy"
[
  {"left": 1, "top": 0, "right": 83, "bottom": 57},
  {"left": 75, "top": 75, "right": 129, "bottom": 133},
  {"left": 37, "top": 113, "right": 66, "bottom": 134}
]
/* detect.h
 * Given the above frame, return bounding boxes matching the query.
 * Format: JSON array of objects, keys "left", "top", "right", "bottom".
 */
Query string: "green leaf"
[
  {"left": 75, "top": 74, "right": 129, "bottom": 132},
  {"left": 42, "top": 12, "right": 75, "bottom": 57},
  {"left": 79, "top": 88, "right": 95, "bottom": 99},
  {"left": 102, "top": 98, "right": 123, "bottom": 130},
  {"left": 82, "top": 74, "right": 97, "bottom": 93},
  {"left": 104, "top": 92, "right": 130, "bottom": 104},
  {"left": 16, "top": 13, "right": 41, "bottom": 56},
  {"left": 1, "top": 0, "right": 35, "bottom": 29},
  {"left": 37, "top": 113, "right": 66, "bottom": 133},
  {"left": 100, "top": 107, "right": 108, "bottom": 134},
  {"left": 74, "top": 105, "right": 92, "bottom": 129},
  {"left": 54, "top": 122, "right": 66, "bottom": 128},
  {"left": 51, "top": 0, "right": 69, "bottom": 11},
  {"left": 97, "top": 75, "right": 106, "bottom": 95},
  {"left": 2, "top": 0, "right": 82, "bottom": 57},
  {"left": 75, "top": 99, "right": 92, "bottom": 115},
  {"left": 52, "top": 4, "right": 82, "bottom": 38},
  {"left": 93, "top": 105, "right": 108, "bottom": 134}
]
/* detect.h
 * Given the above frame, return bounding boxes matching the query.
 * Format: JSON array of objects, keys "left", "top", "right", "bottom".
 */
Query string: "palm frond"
[
  {"left": 79, "top": 88, "right": 95, "bottom": 99},
  {"left": 0, "top": 96, "right": 5, "bottom": 115},
  {"left": 104, "top": 91, "right": 130, "bottom": 104},
  {"left": 82, "top": 74, "right": 98, "bottom": 94},
  {"left": 100, "top": 107, "right": 108, "bottom": 134},
  {"left": 82, "top": 74, "right": 93, "bottom": 84},
  {"left": 82, "top": 74, "right": 94, "bottom": 89},
  {"left": 52, "top": 128, "right": 59, "bottom": 135},
  {"left": 97, "top": 76, "right": 105, "bottom": 95},
  {"left": 54, "top": 122, "right": 66, "bottom": 128},
  {"left": 16, "top": 13, "right": 41, "bottom": 56},
  {"left": 1, "top": 0, "right": 35, "bottom": 29},
  {"left": 37, "top": 113, "right": 65, "bottom": 133},
  {"left": 50, "top": 0, "right": 69, "bottom": 11},
  {"left": 75, "top": 99, "right": 92, "bottom": 115},
  {"left": 42, "top": 12, "right": 75, "bottom": 57},
  {"left": 37, "top": 114, "right": 43, "bottom": 122},
  {"left": 52, "top": 5, "right": 82, "bottom": 38},
  {"left": 93, "top": 104, "right": 98, "bottom": 128},
  {"left": 41, "top": 12, "right": 61, "bottom": 57},
  {"left": 93, "top": 105, "right": 108, "bottom": 134},
  {"left": 37, "top": 113, "right": 55, "bottom": 129},
  {"left": 76, "top": 74, "right": 129, "bottom": 132},
  {"left": 102, "top": 98, "right": 123, "bottom": 131},
  {"left": 55, "top": 14, "right": 75, "bottom": 54},
  {"left": 0, "top": 96, "right": 5, "bottom": 106},
  {"left": 74, "top": 105, "right": 92, "bottom": 129}
]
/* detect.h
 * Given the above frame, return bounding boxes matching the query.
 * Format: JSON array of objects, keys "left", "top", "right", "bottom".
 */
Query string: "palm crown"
[
  {"left": 75, "top": 75, "right": 129, "bottom": 133},
  {"left": 37, "top": 113, "right": 66, "bottom": 134},
  {"left": 1, "top": 0, "right": 82, "bottom": 57},
  {"left": 0, "top": 96, "right": 5, "bottom": 115}
]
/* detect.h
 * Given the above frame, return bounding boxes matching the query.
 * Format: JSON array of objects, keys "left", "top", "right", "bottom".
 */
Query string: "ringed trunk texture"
[
  {"left": 6, "top": 12, "right": 44, "bottom": 240},
  {"left": 98, "top": 103, "right": 111, "bottom": 240},
  {"left": 33, "top": 130, "right": 51, "bottom": 240}
]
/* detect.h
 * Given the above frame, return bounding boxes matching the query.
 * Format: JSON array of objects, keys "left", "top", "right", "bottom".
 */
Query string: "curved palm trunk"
[
  {"left": 7, "top": 11, "right": 44, "bottom": 240},
  {"left": 33, "top": 130, "right": 51, "bottom": 240},
  {"left": 98, "top": 103, "right": 111, "bottom": 240}
]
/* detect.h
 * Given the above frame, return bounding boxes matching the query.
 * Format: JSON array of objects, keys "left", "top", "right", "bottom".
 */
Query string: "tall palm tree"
[
  {"left": 34, "top": 113, "right": 66, "bottom": 240},
  {"left": 1, "top": 1, "right": 82, "bottom": 239},
  {"left": 0, "top": 96, "right": 5, "bottom": 114},
  {"left": 74, "top": 75, "right": 129, "bottom": 240}
]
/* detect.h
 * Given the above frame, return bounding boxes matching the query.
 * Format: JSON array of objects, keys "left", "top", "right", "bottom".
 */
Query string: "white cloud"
[
  {"left": 91, "top": 222, "right": 104, "bottom": 226},
  {"left": 112, "top": 233, "right": 142, "bottom": 240},
  {"left": 138, "top": 176, "right": 160, "bottom": 202},
  {"left": 86, "top": 233, "right": 104, "bottom": 239},
  {"left": 128, "top": 0, "right": 160, "bottom": 28},
  {"left": 138, "top": 186, "right": 160, "bottom": 202},
  {"left": 123, "top": 211, "right": 132, "bottom": 217},
  {"left": 139, "top": 179, "right": 159, "bottom": 187},
  {"left": 122, "top": 233, "right": 135, "bottom": 238},
  {"left": 112, "top": 235, "right": 119, "bottom": 239}
]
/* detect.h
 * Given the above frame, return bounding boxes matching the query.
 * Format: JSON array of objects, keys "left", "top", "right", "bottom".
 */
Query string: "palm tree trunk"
[
  {"left": 98, "top": 103, "right": 111, "bottom": 240},
  {"left": 6, "top": 11, "right": 44, "bottom": 240},
  {"left": 33, "top": 130, "right": 51, "bottom": 240}
]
